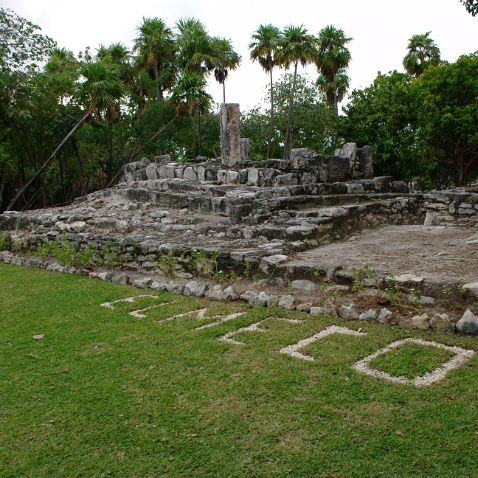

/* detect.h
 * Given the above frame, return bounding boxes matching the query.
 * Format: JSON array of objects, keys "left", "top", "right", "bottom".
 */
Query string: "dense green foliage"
[
  {"left": 342, "top": 54, "right": 478, "bottom": 186},
  {"left": 1, "top": 263, "right": 478, "bottom": 476},
  {"left": 242, "top": 74, "right": 335, "bottom": 160},
  {"left": 0, "top": 9, "right": 234, "bottom": 211},
  {"left": 460, "top": 0, "right": 478, "bottom": 16},
  {"left": 0, "top": 7, "right": 477, "bottom": 211}
]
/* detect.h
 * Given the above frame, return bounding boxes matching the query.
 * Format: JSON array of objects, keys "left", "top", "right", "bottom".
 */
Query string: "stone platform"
[{"left": 0, "top": 103, "right": 477, "bottom": 333}]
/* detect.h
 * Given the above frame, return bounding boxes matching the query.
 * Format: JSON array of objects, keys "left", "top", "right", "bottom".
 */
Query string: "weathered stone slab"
[{"left": 220, "top": 103, "right": 241, "bottom": 168}]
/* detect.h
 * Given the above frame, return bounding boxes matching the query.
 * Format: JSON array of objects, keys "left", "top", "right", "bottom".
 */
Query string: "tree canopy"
[{"left": 0, "top": 8, "right": 477, "bottom": 212}]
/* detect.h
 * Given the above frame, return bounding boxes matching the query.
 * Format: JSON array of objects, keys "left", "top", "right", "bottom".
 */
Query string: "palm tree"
[
  {"left": 45, "top": 48, "right": 79, "bottom": 104},
  {"left": 171, "top": 72, "right": 212, "bottom": 155},
  {"left": 7, "top": 60, "right": 124, "bottom": 210},
  {"left": 133, "top": 17, "right": 176, "bottom": 101},
  {"left": 212, "top": 37, "right": 241, "bottom": 103},
  {"left": 460, "top": 0, "right": 478, "bottom": 16},
  {"left": 249, "top": 24, "right": 282, "bottom": 158},
  {"left": 403, "top": 32, "right": 441, "bottom": 77},
  {"left": 175, "top": 18, "right": 216, "bottom": 75},
  {"left": 316, "top": 25, "right": 352, "bottom": 116},
  {"left": 277, "top": 25, "right": 317, "bottom": 159}
]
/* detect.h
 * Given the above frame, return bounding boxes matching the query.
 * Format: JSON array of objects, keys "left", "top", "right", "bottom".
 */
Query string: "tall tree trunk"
[
  {"left": 107, "top": 121, "right": 114, "bottom": 185},
  {"left": 198, "top": 112, "right": 202, "bottom": 156},
  {"left": 6, "top": 109, "right": 92, "bottom": 211},
  {"left": 222, "top": 82, "right": 226, "bottom": 103},
  {"left": 190, "top": 111, "right": 197, "bottom": 156},
  {"left": 0, "top": 174, "right": 5, "bottom": 212},
  {"left": 284, "top": 62, "right": 298, "bottom": 160},
  {"left": 333, "top": 72, "right": 338, "bottom": 117},
  {"left": 58, "top": 153, "right": 66, "bottom": 203},
  {"left": 458, "top": 152, "right": 469, "bottom": 186},
  {"left": 154, "top": 63, "right": 162, "bottom": 101},
  {"left": 70, "top": 137, "right": 86, "bottom": 195},
  {"left": 267, "top": 68, "right": 274, "bottom": 160}
]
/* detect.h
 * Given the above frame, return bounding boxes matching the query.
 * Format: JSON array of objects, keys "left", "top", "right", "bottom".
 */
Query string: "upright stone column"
[{"left": 220, "top": 103, "right": 241, "bottom": 168}]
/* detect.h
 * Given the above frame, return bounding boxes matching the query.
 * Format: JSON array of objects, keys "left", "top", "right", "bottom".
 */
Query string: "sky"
[{"left": 3, "top": 0, "right": 477, "bottom": 111}]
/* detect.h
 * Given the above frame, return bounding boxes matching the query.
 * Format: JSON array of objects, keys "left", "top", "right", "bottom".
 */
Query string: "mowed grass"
[
  {"left": 369, "top": 342, "right": 455, "bottom": 380},
  {"left": 1, "top": 263, "right": 478, "bottom": 477}
]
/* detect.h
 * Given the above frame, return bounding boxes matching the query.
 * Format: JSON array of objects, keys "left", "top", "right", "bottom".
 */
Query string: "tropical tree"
[
  {"left": 171, "top": 72, "right": 212, "bottom": 155},
  {"left": 249, "top": 24, "right": 282, "bottom": 158},
  {"left": 417, "top": 53, "right": 478, "bottom": 185},
  {"left": 460, "top": 0, "right": 478, "bottom": 16},
  {"left": 403, "top": 32, "right": 441, "bottom": 77},
  {"left": 242, "top": 73, "right": 335, "bottom": 160},
  {"left": 0, "top": 7, "right": 56, "bottom": 72},
  {"left": 277, "top": 25, "right": 317, "bottom": 159},
  {"left": 175, "top": 18, "right": 215, "bottom": 75},
  {"left": 315, "top": 25, "right": 352, "bottom": 116},
  {"left": 44, "top": 48, "right": 79, "bottom": 104},
  {"left": 212, "top": 37, "right": 241, "bottom": 103},
  {"left": 341, "top": 71, "right": 425, "bottom": 181},
  {"left": 6, "top": 59, "right": 124, "bottom": 210},
  {"left": 133, "top": 17, "right": 176, "bottom": 101}
]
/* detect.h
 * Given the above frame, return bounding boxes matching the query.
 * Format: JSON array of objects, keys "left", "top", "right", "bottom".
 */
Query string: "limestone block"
[
  {"left": 227, "top": 171, "right": 239, "bottom": 184},
  {"left": 377, "top": 308, "right": 393, "bottom": 323},
  {"left": 463, "top": 281, "right": 478, "bottom": 298},
  {"left": 197, "top": 166, "right": 206, "bottom": 181},
  {"left": 338, "top": 303, "right": 359, "bottom": 320},
  {"left": 247, "top": 168, "right": 259, "bottom": 186},
  {"left": 456, "top": 309, "right": 478, "bottom": 335},
  {"left": 184, "top": 280, "right": 207, "bottom": 297},
  {"left": 240, "top": 138, "right": 251, "bottom": 164},
  {"left": 278, "top": 295, "right": 295, "bottom": 310},
  {"left": 391, "top": 181, "right": 409, "bottom": 193},
  {"left": 290, "top": 280, "right": 316, "bottom": 292},
  {"left": 373, "top": 176, "right": 392, "bottom": 192},
  {"left": 259, "top": 254, "right": 288, "bottom": 273},
  {"left": 357, "top": 145, "right": 374, "bottom": 179},
  {"left": 319, "top": 156, "right": 350, "bottom": 183},
  {"left": 346, "top": 183, "right": 364, "bottom": 194},
  {"left": 430, "top": 314, "right": 454, "bottom": 333},
  {"left": 217, "top": 169, "right": 228, "bottom": 183},
  {"left": 256, "top": 291, "right": 269, "bottom": 307},
  {"left": 359, "top": 309, "right": 379, "bottom": 321},
  {"left": 146, "top": 163, "right": 158, "bottom": 180},
  {"left": 183, "top": 167, "right": 197, "bottom": 181},
  {"left": 411, "top": 313, "right": 430, "bottom": 330}
]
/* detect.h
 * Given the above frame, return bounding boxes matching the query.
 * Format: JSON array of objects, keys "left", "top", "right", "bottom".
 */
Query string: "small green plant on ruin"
[
  {"left": 31, "top": 236, "right": 125, "bottom": 269},
  {"left": 457, "top": 284, "right": 467, "bottom": 294},
  {"left": 0, "top": 232, "right": 13, "bottom": 251},
  {"left": 320, "top": 280, "right": 341, "bottom": 303},
  {"left": 313, "top": 270, "right": 323, "bottom": 279},
  {"left": 98, "top": 240, "right": 123, "bottom": 268},
  {"left": 409, "top": 288, "right": 422, "bottom": 301},
  {"left": 185, "top": 249, "right": 234, "bottom": 282},
  {"left": 384, "top": 273, "right": 402, "bottom": 305},
  {"left": 441, "top": 286, "right": 453, "bottom": 297},
  {"left": 159, "top": 250, "right": 177, "bottom": 277},
  {"left": 243, "top": 260, "right": 257, "bottom": 283},
  {"left": 12, "top": 237, "right": 29, "bottom": 253},
  {"left": 351, "top": 263, "right": 377, "bottom": 292}
]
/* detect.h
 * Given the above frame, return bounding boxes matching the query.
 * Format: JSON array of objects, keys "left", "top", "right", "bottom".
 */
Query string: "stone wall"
[{"left": 424, "top": 189, "right": 478, "bottom": 227}]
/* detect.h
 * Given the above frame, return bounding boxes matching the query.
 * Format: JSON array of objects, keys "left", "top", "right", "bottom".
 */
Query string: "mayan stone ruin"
[{"left": 1, "top": 104, "right": 477, "bottom": 334}]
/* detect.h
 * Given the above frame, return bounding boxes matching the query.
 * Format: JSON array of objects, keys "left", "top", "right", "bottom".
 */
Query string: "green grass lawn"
[{"left": 1, "top": 263, "right": 478, "bottom": 477}]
